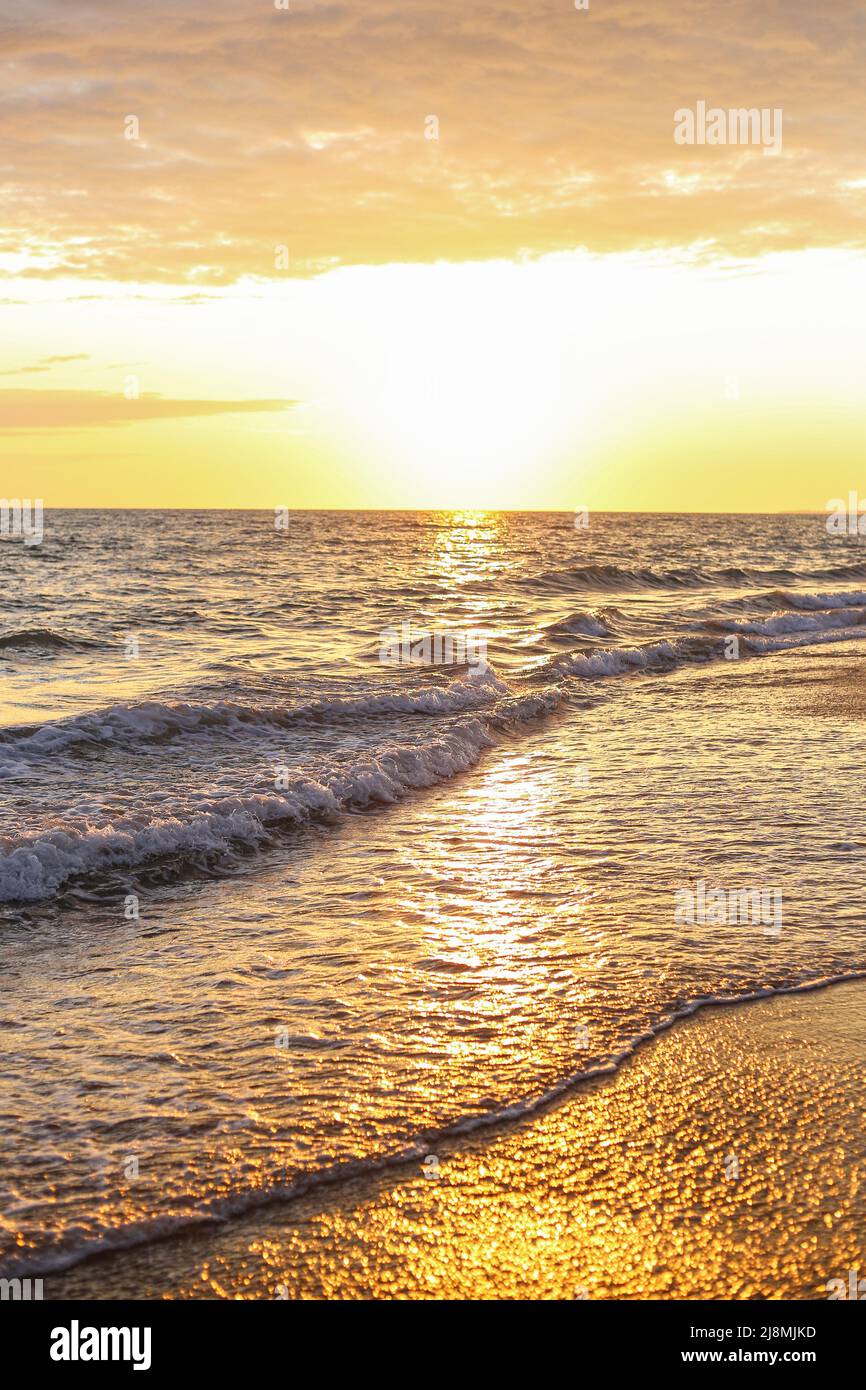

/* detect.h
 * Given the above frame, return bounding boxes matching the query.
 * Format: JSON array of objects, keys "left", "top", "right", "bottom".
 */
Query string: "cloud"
[
  {"left": 0, "top": 390, "right": 298, "bottom": 429},
  {"left": 0, "top": 353, "right": 90, "bottom": 376},
  {"left": 2, "top": 0, "right": 866, "bottom": 282}
]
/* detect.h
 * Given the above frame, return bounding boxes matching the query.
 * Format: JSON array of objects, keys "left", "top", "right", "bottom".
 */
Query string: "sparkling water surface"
[{"left": 2, "top": 510, "right": 865, "bottom": 1273}]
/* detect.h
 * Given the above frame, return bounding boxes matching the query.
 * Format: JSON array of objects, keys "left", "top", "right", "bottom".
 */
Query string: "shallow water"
[{"left": 2, "top": 509, "right": 866, "bottom": 1275}]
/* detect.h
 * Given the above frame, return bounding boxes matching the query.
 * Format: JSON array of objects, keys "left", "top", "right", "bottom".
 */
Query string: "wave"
[
  {"left": 5, "top": 964, "right": 864, "bottom": 1281},
  {"left": 0, "top": 666, "right": 574, "bottom": 904},
  {"left": 722, "top": 588, "right": 866, "bottom": 614},
  {"left": 519, "top": 560, "right": 866, "bottom": 595},
  {"left": 704, "top": 606, "right": 866, "bottom": 638},
  {"left": 0, "top": 627, "right": 103, "bottom": 653},
  {"left": 0, "top": 719, "right": 497, "bottom": 902},
  {"left": 0, "top": 668, "right": 511, "bottom": 764},
  {"left": 523, "top": 563, "right": 718, "bottom": 593},
  {"left": 548, "top": 599, "right": 866, "bottom": 680},
  {"left": 550, "top": 636, "right": 704, "bottom": 679},
  {"left": 534, "top": 590, "right": 866, "bottom": 644},
  {"left": 538, "top": 607, "right": 622, "bottom": 641}
]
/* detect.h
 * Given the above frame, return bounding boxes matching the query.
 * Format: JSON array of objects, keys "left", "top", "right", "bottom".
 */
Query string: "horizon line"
[{"left": 18, "top": 506, "right": 840, "bottom": 516}]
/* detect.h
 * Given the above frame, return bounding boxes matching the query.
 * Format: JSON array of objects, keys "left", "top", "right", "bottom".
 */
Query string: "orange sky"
[{"left": 2, "top": 0, "right": 866, "bottom": 509}]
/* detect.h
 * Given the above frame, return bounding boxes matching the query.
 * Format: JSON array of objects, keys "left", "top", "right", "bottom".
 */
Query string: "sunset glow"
[{"left": 4, "top": 1, "right": 866, "bottom": 509}]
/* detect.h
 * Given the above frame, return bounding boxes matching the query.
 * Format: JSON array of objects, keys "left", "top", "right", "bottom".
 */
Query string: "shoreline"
[{"left": 43, "top": 975, "right": 866, "bottom": 1300}]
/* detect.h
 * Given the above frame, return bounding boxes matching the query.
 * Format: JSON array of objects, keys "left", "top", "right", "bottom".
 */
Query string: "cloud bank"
[
  {"left": 0, "top": 390, "right": 297, "bottom": 428},
  {"left": 1, "top": 0, "right": 864, "bottom": 282}
]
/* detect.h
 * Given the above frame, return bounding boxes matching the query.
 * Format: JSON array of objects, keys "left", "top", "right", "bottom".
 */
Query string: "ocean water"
[{"left": 2, "top": 508, "right": 866, "bottom": 1278}]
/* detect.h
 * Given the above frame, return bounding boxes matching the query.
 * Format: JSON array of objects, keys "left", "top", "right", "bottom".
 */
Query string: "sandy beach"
[{"left": 44, "top": 975, "right": 866, "bottom": 1300}]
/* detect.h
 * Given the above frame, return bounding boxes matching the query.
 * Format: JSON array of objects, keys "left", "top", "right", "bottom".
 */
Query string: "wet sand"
[
  {"left": 786, "top": 654, "right": 866, "bottom": 719},
  {"left": 46, "top": 976, "right": 866, "bottom": 1300}
]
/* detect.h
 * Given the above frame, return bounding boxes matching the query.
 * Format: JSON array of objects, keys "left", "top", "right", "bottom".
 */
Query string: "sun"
[{"left": 317, "top": 261, "right": 590, "bottom": 508}]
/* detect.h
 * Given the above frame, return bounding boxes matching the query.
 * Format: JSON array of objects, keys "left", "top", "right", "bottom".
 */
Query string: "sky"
[{"left": 2, "top": 0, "right": 866, "bottom": 509}]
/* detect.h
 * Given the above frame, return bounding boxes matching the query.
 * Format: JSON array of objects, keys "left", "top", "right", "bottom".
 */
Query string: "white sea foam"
[
  {"left": 0, "top": 720, "right": 496, "bottom": 901},
  {"left": 713, "top": 605, "right": 866, "bottom": 637},
  {"left": 0, "top": 667, "right": 509, "bottom": 766},
  {"left": 555, "top": 599, "right": 866, "bottom": 679},
  {"left": 778, "top": 589, "right": 866, "bottom": 610}
]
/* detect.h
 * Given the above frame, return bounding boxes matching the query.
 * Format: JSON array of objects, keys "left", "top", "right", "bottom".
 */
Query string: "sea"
[{"left": 2, "top": 508, "right": 866, "bottom": 1277}]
